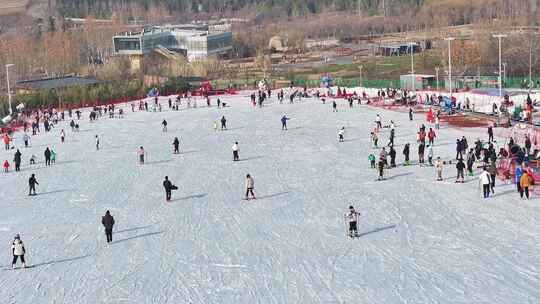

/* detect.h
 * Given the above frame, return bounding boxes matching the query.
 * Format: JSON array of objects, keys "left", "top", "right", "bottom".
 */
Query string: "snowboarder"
[
  {"left": 11, "top": 234, "right": 26, "bottom": 269},
  {"left": 14, "top": 149, "right": 21, "bottom": 172},
  {"left": 28, "top": 174, "right": 38, "bottom": 195},
  {"left": 138, "top": 146, "right": 145, "bottom": 164},
  {"left": 163, "top": 176, "right": 177, "bottom": 201},
  {"left": 95, "top": 135, "right": 100, "bottom": 150},
  {"left": 162, "top": 119, "right": 168, "bottom": 132},
  {"left": 44, "top": 147, "right": 52, "bottom": 166},
  {"left": 221, "top": 116, "right": 227, "bottom": 130},
  {"left": 173, "top": 137, "right": 180, "bottom": 154},
  {"left": 281, "top": 115, "right": 289, "bottom": 130},
  {"left": 338, "top": 127, "right": 345, "bottom": 142},
  {"left": 101, "top": 210, "right": 115, "bottom": 243},
  {"left": 232, "top": 142, "right": 240, "bottom": 161},
  {"left": 479, "top": 167, "right": 492, "bottom": 198},
  {"left": 245, "top": 174, "right": 256, "bottom": 200},
  {"left": 344, "top": 206, "right": 360, "bottom": 237},
  {"left": 435, "top": 157, "right": 443, "bottom": 181}
]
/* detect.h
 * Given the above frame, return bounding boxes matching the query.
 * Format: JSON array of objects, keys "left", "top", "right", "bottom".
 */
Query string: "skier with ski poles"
[
  {"left": 13, "top": 149, "right": 21, "bottom": 172},
  {"left": 138, "top": 146, "right": 145, "bottom": 164},
  {"left": 338, "top": 127, "right": 345, "bottom": 142},
  {"left": 403, "top": 143, "right": 410, "bottom": 166},
  {"left": 163, "top": 176, "right": 177, "bottom": 202},
  {"left": 456, "top": 158, "right": 465, "bottom": 183},
  {"left": 162, "top": 119, "right": 168, "bottom": 132},
  {"left": 28, "top": 174, "right": 38, "bottom": 195},
  {"left": 281, "top": 115, "right": 289, "bottom": 130},
  {"left": 435, "top": 157, "right": 443, "bottom": 181},
  {"left": 344, "top": 206, "right": 360, "bottom": 237},
  {"left": 221, "top": 116, "right": 227, "bottom": 130},
  {"left": 479, "top": 167, "right": 492, "bottom": 198}
]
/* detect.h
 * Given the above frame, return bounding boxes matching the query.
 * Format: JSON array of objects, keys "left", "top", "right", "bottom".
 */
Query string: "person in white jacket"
[
  {"left": 245, "top": 174, "right": 256, "bottom": 200},
  {"left": 344, "top": 205, "right": 360, "bottom": 237},
  {"left": 11, "top": 234, "right": 26, "bottom": 269},
  {"left": 479, "top": 167, "right": 492, "bottom": 198},
  {"left": 427, "top": 145, "right": 434, "bottom": 166},
  {"left": 338, "top": 127, "right": 345, "bottom": 142},
  {"left": 435, "top": 157, "right": 443, "bottom": 181},
  {"left": 232, "top": 142, "right": 240, "bottom": 161}
]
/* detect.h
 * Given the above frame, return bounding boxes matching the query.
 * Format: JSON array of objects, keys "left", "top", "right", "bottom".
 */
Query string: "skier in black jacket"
[
  {"left": 173, "top": 137, "right": 180, "bottom": 154},
  {"left": 101, "top": 210, "right": 115, "bottom": 243},
  {"left": 44, "top": 148, "right": 51, "bottom": 166},
  {"left": 403, "top": 143, "right": 410, "bottom": 166},
  {"left": 13, "top": 149, "right": 22, "bottom": 172},
  {"left": 28, "top": 174, "right": 38, "bottom": 195},
  {"left": 389, "top": 146, "right": 397, "bottom": 168},
  {"left": 456, "top": 158, "right": 466, "bottom": 183}
]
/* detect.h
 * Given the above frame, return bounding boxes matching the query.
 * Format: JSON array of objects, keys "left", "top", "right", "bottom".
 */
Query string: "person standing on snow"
[
  {"left": 387, "top": 128, "right": 395, "bottom": 147},
  {"left": 389, "top": 146, "right": 396, "bottom": 168},
  {"left": 456, "top": 158, "right": 465, "bottom": 183},
  {"left": 479, "top": 167, "right": 492, "bottom": 198},
  {"left": 427, "top": 144, "right": 434, "bottom": 166},
  {"left": 403, "top": 143, "right": 410, "bottom": 166},
  {"left": 14, "top": 149, "right": 21, "bottom": 172},
  {"left": 488, "top": 162, "right": 498, "bottom": 194},
  {"left": 375, "top": 114, "right": 382, "bottom": 130},
  {"left": 377, "top": 158, "right": 385, "bottom": 180},
  {"left": 281, "top": 115, "right": 289, "bottom": 130},
  {"left": 221, "top": 116, "right": 227, "bottom": 130},
  {"left": 371, "top": 132, "right": 378, "bottom": 148},
  {"left": 60, "top": 129, "right": 65, "bottom": 143},
  {"left": 28, "top": 174, "right": 38, "bottom": 196},
  {"left": 368, "top": 154, "right": 376, "bottom": 168},
  {"left": 138, "top": 146, "right": 145, "bottom": 164},
  {"left": 163, "top": 176, "right": 177, "bottom": 201},
  {"left": 50, "top": 149, "right": 56, "bottom": 164},
  {"left": 435, "top": 157, "right": 443, "bottom": 181},
  {"left": 101, "top": 210, "right": 115, "bottom": 243},
  {"left": 44, "top": 147, "right": 52, "bottom": 166},
  {"left": 338, "top": 127, "right": 345, "bottom": 142},
  {"left": 3, "top": 159, "right": 9, "bottom": 172},
  {"left": 173, "top": 137, "right": 180, "bottom": 154},
  {"left": 409, "top": 107, "right": 413, "bottom": 121},
  {"left": 515, "top": 164, "right": 524, "bottom": 194},
  {"left": 344, "top": 206, "right": 360, "bottom": 237},
  {"left": 332, "top": 101, "right": 337, "bottom": 112},
  {"left": 162, "top": 119, "right": 168, "bottom": 132},
  {"left": 245, "top": 174, "right": 256, "bottom": 200},
  {"left": 466, "top": 149, "right": 476, "bottom": 176},
  {"left": 428, "top": 128, "right": 436, "bottom": 145},
  {"left": 232, "top": 142, "right": 240, "bottom": 161},
  {"left": 22, "top": 132, "right": 30, "bottom": 148},
  {"left": 11, "top": 234, "right": 26, "bottom": 269},
  {"left": 456, "top": 139, "right": 463, "bottom": 160},
  {"left": 488, "top": 126, "right": 494, "bottom": 143},
  {"left": 95, "top": 135, "right": 100, "bottom": 150},
  {"left": 519, "top": 170, "right": 533, "bottom": 199},
  {"left": 418, "top": 143, "right": 425, "bottom": 165}
]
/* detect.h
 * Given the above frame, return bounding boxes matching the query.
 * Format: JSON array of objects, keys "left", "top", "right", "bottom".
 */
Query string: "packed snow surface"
[{"left": 0, "top": 92, "right": 539, "bottom": 303}]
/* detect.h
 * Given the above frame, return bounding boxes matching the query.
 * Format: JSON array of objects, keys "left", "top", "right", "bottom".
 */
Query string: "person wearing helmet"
[
  {"left": 11, "top": 234, "right": 26, "bottom": 269},
  {"left": 344, "top": 206, "right": 361, "bottom": 237}
]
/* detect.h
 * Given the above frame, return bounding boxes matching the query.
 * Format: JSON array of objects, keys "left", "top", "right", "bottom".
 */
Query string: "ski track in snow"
[{"left": 0, "top": 93, "right": 539, "bottom": 303}]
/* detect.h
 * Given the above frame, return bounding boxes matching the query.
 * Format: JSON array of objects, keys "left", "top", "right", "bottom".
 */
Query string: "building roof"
[{"left": 16, "top": 76, "right": 102, "bottom": 90}]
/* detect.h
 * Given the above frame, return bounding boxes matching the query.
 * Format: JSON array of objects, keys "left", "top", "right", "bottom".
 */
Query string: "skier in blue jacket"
[
  {"left": 281, "top": 115, "right": 290, "bottom": 130},
  {"left": 515, "top": 164, "right": 524, "bottom": 194}
]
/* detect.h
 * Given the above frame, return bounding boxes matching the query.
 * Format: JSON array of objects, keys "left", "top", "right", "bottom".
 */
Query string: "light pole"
[
  {"left": 435, "top": 67, "right": 440, "bottom": 92},
  {"left": 502, "top": 62, "right": 507, "bottom": 87},
  {"left": 409, "top": 42, "right": 415, "bottom": 92},
  {"left": 5, "top": 64, "right": 14, "bottom": 115},
  {"left": 492, "top": 34, "right": 507, "bottom": 98},
  {"left": 444, "top": 37, "right": 455, "bottom": 97}
]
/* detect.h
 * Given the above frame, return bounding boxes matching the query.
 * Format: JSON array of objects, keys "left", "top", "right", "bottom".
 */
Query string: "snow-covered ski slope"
[{"left": 0, "top": 93, "right": 538, "bottom": 304}]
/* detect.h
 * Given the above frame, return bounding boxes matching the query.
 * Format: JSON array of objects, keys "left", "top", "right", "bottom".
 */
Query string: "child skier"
[
  {"left": 344, "top": 206, "right": 360, "bottom": 237},
  {"left": 245, "top": 174, "right": 256, "bottom": 200},
  {"left": 3, "top": 159, "right": 9, "bottom": 172},
  {"left": 368, "top": 154, "right": 376, "bottom": 168},
  {"left": 232, "top": 142, "right": 240, "bottom": 161},
  {"left": 456, "top": 158, "right": 465, "bottom": 183},
  {"left": 138, "top": 147, "right": 145, "bottom": 164},
  {"left": 11, "top": 234, "right": 26, "bottom": 269},
  {"left": 338, "top": 127, "right": 345, "bottom": 142},
  {"left": 403, "top": 143, "right": 410, "bottom": 166},
  {"left": 435, "top": 157, "right": 443, "bottom": 181}
]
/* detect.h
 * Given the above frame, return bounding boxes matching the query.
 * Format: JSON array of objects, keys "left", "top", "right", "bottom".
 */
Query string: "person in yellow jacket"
[{"left": 519, "top": 171, "right": 533, "bottom": 199}]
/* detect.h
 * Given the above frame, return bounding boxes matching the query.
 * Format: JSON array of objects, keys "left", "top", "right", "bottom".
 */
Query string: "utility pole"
[
  {"left": 435, "top": 67, "right": 440, "bottom": 92},
  {"left": 444, "top": 37, "right": 455, "bottom": 97},
  {"left": 5, "top": 64, "right": 14, "bottom": 115},
  {"left": 492, "top": 34, "right": 507, "bottom": 98}
]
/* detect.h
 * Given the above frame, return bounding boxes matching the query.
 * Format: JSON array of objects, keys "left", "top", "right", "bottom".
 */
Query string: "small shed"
[{"left": 400, "top": 74, "right": 435, "bottom": 90}]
